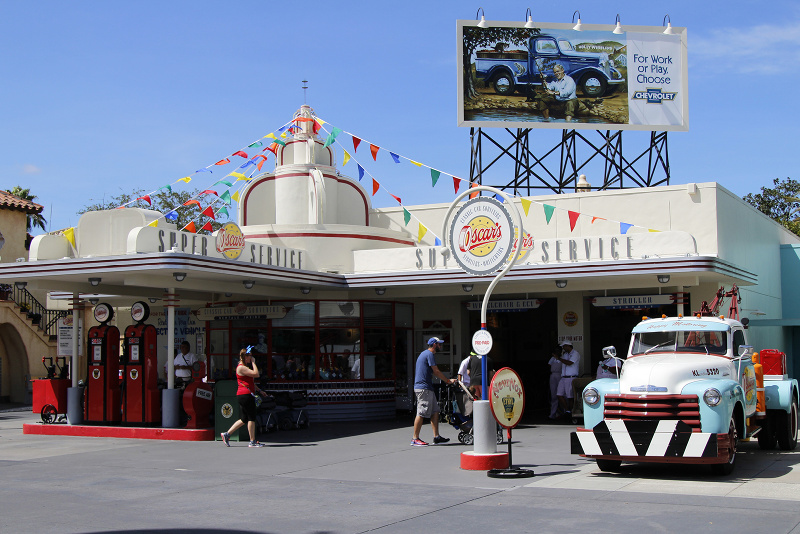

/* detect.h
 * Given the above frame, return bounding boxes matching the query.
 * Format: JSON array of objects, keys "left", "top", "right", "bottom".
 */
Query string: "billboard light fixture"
[
  {"left": 613, "top": 14, "right": 624, "bottom": 34},
  {"left": 572, "top": 10, "right": 582, "bottom": 31},
  {"left": 476, "top": 7, "right": 487, "bottom": 28},
  {"left": 663, "top": 14, "right": 674, "bottom": 35},
  {"left": 525, "top": 8, "right": 535, "bottom": 29}
]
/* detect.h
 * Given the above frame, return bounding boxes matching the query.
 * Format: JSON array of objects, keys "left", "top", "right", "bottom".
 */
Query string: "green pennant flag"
[
  {"left": 431, "top": 169, "right": 440, "bottom": 187},
  {"left": 274, "top": 138, "right": 286, "bottom": 147},
  {"left": 214, "top": 179, "right": 233, "bottom": 187},
  {"left": 323, "top": 127, "right": 342, "bottom": 148},
  {"left": 248, "top": 141, "right": 263, "bottom": 148},
  {"left": 403, "top": 208, "right": 411, "bottom": 226},
  {"left": 216, "top": 206, "right": 229, "bottom": 218},
  {"left": 543, "top": 204, "right": 555, "bottom": 224},
  {"left": 220, "top": 190, "right": 232, "bottom": 205},
  {"left": 159, "top": 185, "right": 172, "bottom": 192}
]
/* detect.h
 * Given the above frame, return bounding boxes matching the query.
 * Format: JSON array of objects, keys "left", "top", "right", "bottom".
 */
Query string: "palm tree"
[{"left": 8, "top": 186, "right": 47, "bottom": 232}]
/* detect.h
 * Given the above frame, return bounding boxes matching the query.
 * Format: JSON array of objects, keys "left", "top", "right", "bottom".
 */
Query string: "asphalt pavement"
[{"left": 1, "top": 408, "right": 799, "bottom": 534}]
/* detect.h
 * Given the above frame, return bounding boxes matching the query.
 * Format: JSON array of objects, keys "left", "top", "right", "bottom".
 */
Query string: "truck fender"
[
  {"left": 486, "top": 65, "right": 515, "bottom": 84},
  {"left": 682, "top": 379, "right": 743, "bottom": 434},
  {"left": 582, "top": 378, "right": 619, "bottom": 430},
  {"left": 764, "top": 379, "right": 800, "bottom": 412}
]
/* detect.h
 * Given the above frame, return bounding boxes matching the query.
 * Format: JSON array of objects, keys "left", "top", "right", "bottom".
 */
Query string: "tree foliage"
[
  {"left": 462, "top": 27, "right": 539, "bottom": 101},
  {"left": 78, "top": 188, "right": 227, "bottom": 232},
  {"left": 743, "top": 177, "right": 800, "bottom": 236},
  {"left": 9, "top": 186, "right": 47, "bottom": 232}
]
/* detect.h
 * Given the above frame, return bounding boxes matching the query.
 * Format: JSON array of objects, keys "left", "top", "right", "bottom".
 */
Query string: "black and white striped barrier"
[{"left": 571, "top": 420, "right": 718, "bottom": 458}]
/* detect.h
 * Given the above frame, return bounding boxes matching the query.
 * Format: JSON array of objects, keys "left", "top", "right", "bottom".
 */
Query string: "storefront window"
[
  {"left": 208, "top": 322, "right": 230, "bottom": 380},
  {"left": 319, "top": 328, "right": 360, "bottom": 379},
  {"left": 271, "top": 327, "right": 315, "bottom": 380}
]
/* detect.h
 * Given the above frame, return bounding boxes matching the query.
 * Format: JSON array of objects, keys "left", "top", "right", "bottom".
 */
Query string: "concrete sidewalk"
[{"left": 1, "top": 410, "right": 800, "bottom": 533}]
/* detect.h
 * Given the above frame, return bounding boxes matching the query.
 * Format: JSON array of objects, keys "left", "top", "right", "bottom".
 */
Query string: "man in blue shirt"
[
  {"left": 534, "top": 64, "right": 579, "bottom": 122},
  {"left": 411, "top": 337, "right": 456, "bottom": 446}
]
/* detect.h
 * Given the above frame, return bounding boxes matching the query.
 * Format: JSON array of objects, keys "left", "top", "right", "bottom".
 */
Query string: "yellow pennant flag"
[
  {"left": 147, "top": 220, "right": 158, "bottom": 228},
  {"left": 63, "top": 227, "right": 76, "bottom": 247},
  {"left": 410, "top": 160, "right": 422, "bottom": 167},
  {"left": 648, "top": 228, "right": 661, "bottom": 232},
  {"left": 179, "top": 176, "right": 192, "bottom": 183},
  {"left": 316, "top": 118, "right": 326, "bottom": 125},
  {"left": 280, "top": 132, "right": 287, "bottom": 139},
  {"left": 232, "top": 191, "right": 240, "bottom": 202},
  {"left": 520, "top": 198, "right": 532, "bottom": 216},
  {"left": 263, "top": 133, "right": 277, "bottom": 139},
  {"left": 418, "top": 223, "right": 428, "bottom": 243},
  {"left": 229, "top": 172, "right": 247, "bottom": 180},
  {"left": 342, "top": 150, "right": 351, "bottom": 166}
]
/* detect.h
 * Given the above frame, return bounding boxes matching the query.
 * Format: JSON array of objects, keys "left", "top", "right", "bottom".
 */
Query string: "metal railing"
[{"left": 3, "top": 284, "right": 68, "bottom": 338}]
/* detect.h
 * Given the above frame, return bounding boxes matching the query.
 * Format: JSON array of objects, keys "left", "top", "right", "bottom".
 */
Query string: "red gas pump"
[
  {"left": 182, "top": 361, "right": 214, "bottom": 428},
  {"left": 85, "top": 303, "right": 121, "bottom": 424},
  {"left": 122, "top": 302, "right": 161, "bottom": 425}
]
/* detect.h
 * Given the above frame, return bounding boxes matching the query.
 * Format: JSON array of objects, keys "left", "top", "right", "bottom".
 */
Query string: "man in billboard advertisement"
[{"left": 458, "top": 20, "right": 687, "bottom": 132}]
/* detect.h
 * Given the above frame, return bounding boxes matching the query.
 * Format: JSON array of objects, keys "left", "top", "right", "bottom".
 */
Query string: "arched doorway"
[{"left": 0, "top": 323, "right": 30, "bottom": 404}]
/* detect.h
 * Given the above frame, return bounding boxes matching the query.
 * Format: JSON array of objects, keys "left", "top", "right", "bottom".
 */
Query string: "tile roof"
[{"left": 0, "top": 190, "right": 43, "bottom": 214}]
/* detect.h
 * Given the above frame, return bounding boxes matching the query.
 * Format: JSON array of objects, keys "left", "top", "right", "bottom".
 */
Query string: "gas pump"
[
  {"left": 182, "top": 361, "right": 214, "bottom": 429},
  {"left": 85, "top": 303, "right": 121, "bottom": 423},
  {"left": 122, "top": 301, "right": 161, "bottom": 425}
]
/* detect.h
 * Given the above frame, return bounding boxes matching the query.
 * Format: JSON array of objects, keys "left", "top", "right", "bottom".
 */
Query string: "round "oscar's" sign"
[
  {"left": 449, "top": 197, "right": 515, "bottom": 276},
  {"left": 215, "top": 222, "right": 246, "bottom": 260}
]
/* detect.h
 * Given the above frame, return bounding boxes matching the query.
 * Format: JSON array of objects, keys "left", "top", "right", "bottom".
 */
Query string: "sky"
[{"left": 2, "top": 1, "right": 799, "bottom": 235}]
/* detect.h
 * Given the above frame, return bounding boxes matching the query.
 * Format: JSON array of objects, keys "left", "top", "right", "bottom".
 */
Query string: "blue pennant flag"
[
  {"left": 357, "top": 164, "right": 364, "bottom": 181},
  {"left": 434, "top": 237, "right": 442, "bottom": 246},
  {"left": 165, "top": 211, "right": 178, "bottom": 222},
  {"left": 195, "top": 168, "right": 212, "bottom": 174},
  {"left": 239, "top": 160, "right": 255, "bottom": 169},
  {"left": 390, "top": 152, "right": 400, "bottom": 163}
]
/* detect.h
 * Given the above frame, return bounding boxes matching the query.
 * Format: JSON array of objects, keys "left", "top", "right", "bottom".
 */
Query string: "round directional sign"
[
  {"left": 472, "top": 329, "right": 493, "bottom": 355},
  {"left": 449, "top": 197, "right": 515, "bottom": 276},
  {"left": 489, "top": 367, "right": 525, "bottom": 429}
]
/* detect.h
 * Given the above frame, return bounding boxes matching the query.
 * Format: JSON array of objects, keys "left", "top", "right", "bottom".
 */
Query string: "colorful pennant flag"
[
  {"left": 200, "top": 190, "right": 218, "bottom": 197},
  {"left": 390, "top": 152, "right": 400, "bottom": 163},
  {"left": 369, "top": 144, "right": 379, "bottom": 161},
  {"left": 469, "top": 182, "right": 478, "bottom": 199},
  {"left": 213, "top": 179, "right": 233, "bottom": 187},
  {"left": 520, "top": 198, "right": 532, "bottom": 216},
  {"left": 165, "top": 211, "right": 178, "bottom": 221},
  {"left": 229, "top": 172, "right": 247, "bottom": 181},
  {"left": 201, "top": 206, "right": 215, "bottom": 219},
  {"left": 220, "top": 191, "right": 232, "bottom": 205},
  {"left": 418, "top": 223, "right": 427, "bottom": 243},
  {"left": 248, "top": 141, "right": 263, "bottom": 148},
  {"left": 255, "top": 155, "right": 267, "bottom": 171},
  {"left": 357, "top": 164, "right": 364, "bottom": 181},
  {"left": 431, "top": 169, "right": 440, "bottom": 187},
  {"left": 323, "top": 127, "right": 342, "bottom": 148},
  {"left": 403, "top": 208, "right": 411, "bottom": 225},
  {"left": 390, "top": 193, "right": 401, "bottom": 204},
  {"left": 232, "top": 151, "right": 248, "bottom": 158},
  {"left": 342, "top": 150, "right": 351, "bottom": 166},
  {"left": 181, "top": 176, "right": 195, "bottom": 181},
  {"left": 352, "top": 136, "right": 361, "bottom": 152},
  {"left": 410, "top": 160, "right": 422, "bottom": 167},
  {"left": 543, "top": 204, "right": 555, "bottom": 224},
  {"left": 216, "top": 207, "right": 229, "bottom": 218},
  {"left": 231, "top": 191, "right": 240, "bottom": 202},
  {"left": 591, "top": 216, "right": 605, "bottom": 224},
  {"left": 263, "top": 133, "right": 277, "bottom": 140},
  {"left": 372, "top": 179, "right": 379, "bottom": 196},
  {"left": 568, "top": 211, "right": 580, "bottom": 232},
  {"left": 201, "top": 221, "right": 213, "bottom": 232},
  {"left": 620, "top": 222, "right": 633, "bottom": 234},
  {"left": 183, "top": 199, "right": 201, "bottom": 208},
  {"left": 184, "top": 221, "right": 197, "bottom": 233},
  {"left": 137, "top": 195, "right": 151, "bottom": 206},
  {"left": 453, "top": 177, "right": 461, "bottom": 195},
  {"left": 434, "top": 237, "right": 442, "bottom": 246},
  {"left": 63, "top": 227, "right": 76, "bottom": 247},
  {"left": 215, "top": 158, "right": 230, "bottom": 166},
  {"left": 147, "top": 220, "right": 158, "bottom": 228},
  {"left": 159, "top": 185, "right": 172, "bottom": 192}
]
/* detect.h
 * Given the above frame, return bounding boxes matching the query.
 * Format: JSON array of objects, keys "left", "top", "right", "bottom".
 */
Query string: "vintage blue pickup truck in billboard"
[{"left": 475, "top": 33, "right": 626, "bottom": 97}]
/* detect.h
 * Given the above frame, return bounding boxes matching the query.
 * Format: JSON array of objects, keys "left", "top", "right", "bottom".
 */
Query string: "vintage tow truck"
[{"left": 571, "top": 310, "right": 798, "bottom": 475}]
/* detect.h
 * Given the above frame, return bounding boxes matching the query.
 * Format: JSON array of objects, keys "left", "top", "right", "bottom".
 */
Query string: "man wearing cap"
[
  {"left": 411, "top": 337, "right": 456, "bottom": 446},
  {"left": 556, "top": 341, "right": 581, "bottom": 417}
]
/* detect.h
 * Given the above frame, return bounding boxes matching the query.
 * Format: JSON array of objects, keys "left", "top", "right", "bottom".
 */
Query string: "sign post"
[{"left": 441, "top": 185, "right": 525, "bottom": 470}]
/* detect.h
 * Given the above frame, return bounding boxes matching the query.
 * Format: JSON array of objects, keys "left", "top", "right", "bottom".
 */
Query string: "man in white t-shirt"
[
  {"left": 169, "top": 341, "right": 198, "bottom": 383},
  {"left": 456, "top": 352, "right": 474, "bottom": 416},
  {"left": 556, "top": 341, "right": 581, "bottom": 416}
]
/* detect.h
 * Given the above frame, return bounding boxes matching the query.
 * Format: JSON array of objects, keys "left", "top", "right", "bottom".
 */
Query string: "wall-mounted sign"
[
  {"left": 466, "top": 299, "right": 542, "bottom": 312},
  {"left": 563, "top": 311, "right": 578, "bottom": 327},
  {"left": 195, "top": 304, "right": 287, "bottom": 322},
  {"left": 57, "top": 317, "right": 83, "bottom": 357},
  {"left": 215, "top": 222, "right": 246, "bottom": 260},
  {"left": 558, "top": 335, "right": 583, "bottom": 344},
  {"left": 592, "top": 294, "right": 674, "bottom": 309},
  {"left": 449, "top": 197, "right": 516, "bottom": 276}
]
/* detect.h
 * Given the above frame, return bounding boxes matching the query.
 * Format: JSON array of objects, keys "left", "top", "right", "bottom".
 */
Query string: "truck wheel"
[
  {"left": 579, "top": 73, "right": 607, "bottom": 97},
  {"left": 777, "top": 396, "right": 798, "bottom": 450},
  {"left": 596, "top": 459, "right": 621, "bottom": 472},
  {"left": 493, "top": 73, "right": 515, "bottom": 96},
  {"left": 712, "top": 417, "right": 737, "bottom": 476},
  {"left": 757, "top": 415, "right": 776, "bottom": 450}
]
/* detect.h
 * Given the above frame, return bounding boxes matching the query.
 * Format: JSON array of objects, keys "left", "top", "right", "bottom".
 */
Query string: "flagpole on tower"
[{"left": 302, "top": 79, "right": 308, "bottom": 104}]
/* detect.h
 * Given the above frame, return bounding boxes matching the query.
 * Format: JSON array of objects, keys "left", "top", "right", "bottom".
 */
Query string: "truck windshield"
[{"left": 631, "top": 331, "right": 728, "bottom": 356}]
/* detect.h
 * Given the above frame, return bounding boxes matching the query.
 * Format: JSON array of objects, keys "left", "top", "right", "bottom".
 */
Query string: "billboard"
[{"left": 457, "top": 20, "right": 688, "bottom": 131}]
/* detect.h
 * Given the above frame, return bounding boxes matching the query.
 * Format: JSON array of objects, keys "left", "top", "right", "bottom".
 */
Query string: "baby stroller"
[
  {"left": 271, "top": 390, "right": 310, "bottom": 430},
  {"left": 440, "top": 380, "right": 503, "bottom": 445}
]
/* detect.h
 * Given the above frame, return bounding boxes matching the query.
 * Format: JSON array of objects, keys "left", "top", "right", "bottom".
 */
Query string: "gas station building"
[{"left": 2, "top": 105, "right": 800, "bottom": 424}]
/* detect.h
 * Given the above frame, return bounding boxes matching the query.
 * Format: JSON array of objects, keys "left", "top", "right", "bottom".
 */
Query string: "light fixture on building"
[
  {"left": 572, "top": 10, "right": 582, "bottom": 31},
  {"left": 14, "top": 281, "right": 27, "bottom": 290},
  {"left": 173, "top": 272, "right": 187, "bottom": 282},
  {"left": 476, "top": 7, "right": 487, "bottom": 28},
  {"left": 224, "top": 292, "right": 232, "bottom": 297},
  {"left": 148, "top": 298, "right": 158, "bottom": 303},
  {"left": 657, "top": 274, "right": 671, "bottom": 284},
  {"left": 524, "top": 8, "right": 535, "bottom": 28},
  {"left": 89, "top": 298, "right": 99, "bottom": 305},
  {"left": 300, "top": 286, "right": 311, "bottom": 294},
  {"left": 462, "top": 284, "right": 474, "bottom": 292},
  {"left": 375, "top": 287, "right": 386, "bottom": 296},
  {"left": 88, "top": 277, "right": 101, "bottom": 286},
  {"left": 662, "top": 14, "right": 674, "bottom": 34},
  {"left": 555, "top": 280, "right": 568, "bottom": 288},
  {"left": 243, "top": 280, "right": 255, "bottom": 290},
  {"left": 613, "top": 14, "right": 623, "bottom": 34}
]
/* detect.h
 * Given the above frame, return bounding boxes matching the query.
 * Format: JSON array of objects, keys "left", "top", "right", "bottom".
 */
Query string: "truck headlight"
[
  {"left": 583, "top": 387, "right": 600, "bottom": 406},
  {"left": 703, "top": 388, "right": 721, "bottom": 407}
]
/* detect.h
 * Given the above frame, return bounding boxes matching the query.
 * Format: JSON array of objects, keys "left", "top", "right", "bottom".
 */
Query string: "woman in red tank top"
[{"left": 220, "top": 348, "right": 266, "bottom": 448}]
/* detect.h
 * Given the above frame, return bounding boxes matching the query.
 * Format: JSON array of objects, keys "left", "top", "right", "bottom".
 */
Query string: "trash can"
[{"left": 214, "top": 380, "right": 248, "bottom": 442}]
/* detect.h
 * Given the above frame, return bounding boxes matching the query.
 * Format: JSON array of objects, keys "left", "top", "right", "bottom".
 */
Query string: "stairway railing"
[{"left": 2, "top": 284, "right": 68, "bottom": 338}]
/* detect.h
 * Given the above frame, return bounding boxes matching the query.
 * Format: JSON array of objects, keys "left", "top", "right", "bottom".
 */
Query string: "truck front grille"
[{"left": 603, "top": 394, "right": 701, "bottom": 431}]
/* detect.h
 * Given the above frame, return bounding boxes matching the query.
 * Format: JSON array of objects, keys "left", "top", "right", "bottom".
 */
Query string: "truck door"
[
  {"left": 734, "top": 329, "right": 757, "bottom": 418},
  {"left": 529, "top": 36, "right": 560, "bottom": 83}
]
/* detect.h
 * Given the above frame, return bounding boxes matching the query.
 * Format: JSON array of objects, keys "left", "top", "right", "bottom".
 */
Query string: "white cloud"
[
  {"left": 691, "top": 22, "right": 800, "bottom": 75},
  {"left": 22, "top": 164, "right": 41, "bottom": 174}
]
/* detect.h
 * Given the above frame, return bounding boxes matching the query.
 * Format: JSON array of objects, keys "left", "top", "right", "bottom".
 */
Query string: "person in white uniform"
[
  {"left": 547, "top": 347, "right": 562, "bottom": 419},
  {"left": 556, "top": 341, "right": 581, "bottom": 416}
]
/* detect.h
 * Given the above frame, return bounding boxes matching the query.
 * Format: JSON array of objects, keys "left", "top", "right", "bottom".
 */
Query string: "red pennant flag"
[
  {"left": 137, "top": 195, "right": 151, "bottom": 205},
  {"left": 390, "top": 193, "right": 401, "bottom": 204},
  {"left": 215, "top": 158, "right": 230, "bottom": 165},
  {"left": 591, "top": 216, "right": 605, "bottom": 224},
  {"left": 469, "top": 182, "right": 479, "bottom": 199},
  {"left": 255, "top": 154, "right": 267, "bottom": 170},
  {"left": 201, "top": 221, "right": 213, "bottom": 232},
  {"left": 453, "top": 177, "right": 461, "bottom": 195},
  {"left": 183, "top": 199, "right": 201, "bottom": 208},
  {"left": 265, "top": 143, "right": 279, "bottom": 155},
  {"left": 568, "top": 210, "right": 580, "bottom": 231},
  {"left": 372, "top": 179, "right": 379, "bottom": 196},
  {"left": 201, "top": 206, "right": 215, "bottom": 219},
  {"left": 352, "top": 136, "right": 361, "bottom": 152},
  {"left": 184, "top": 221, "right": 197, "bottom": 233},
  {"left": 312, "top": 120, "right": 321, "bottom": 134},
  {"left": 200, "top": 190, "right": 218, "bottom": 197},
  {"left": 293, "top": 117, "right": 313, "bottom": 123},
  {"left": 370, "top": 144, "right": 379, "bottom": 161},
  {"left": 232, "top": 151, "right": 248, "bottom": 159}
]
